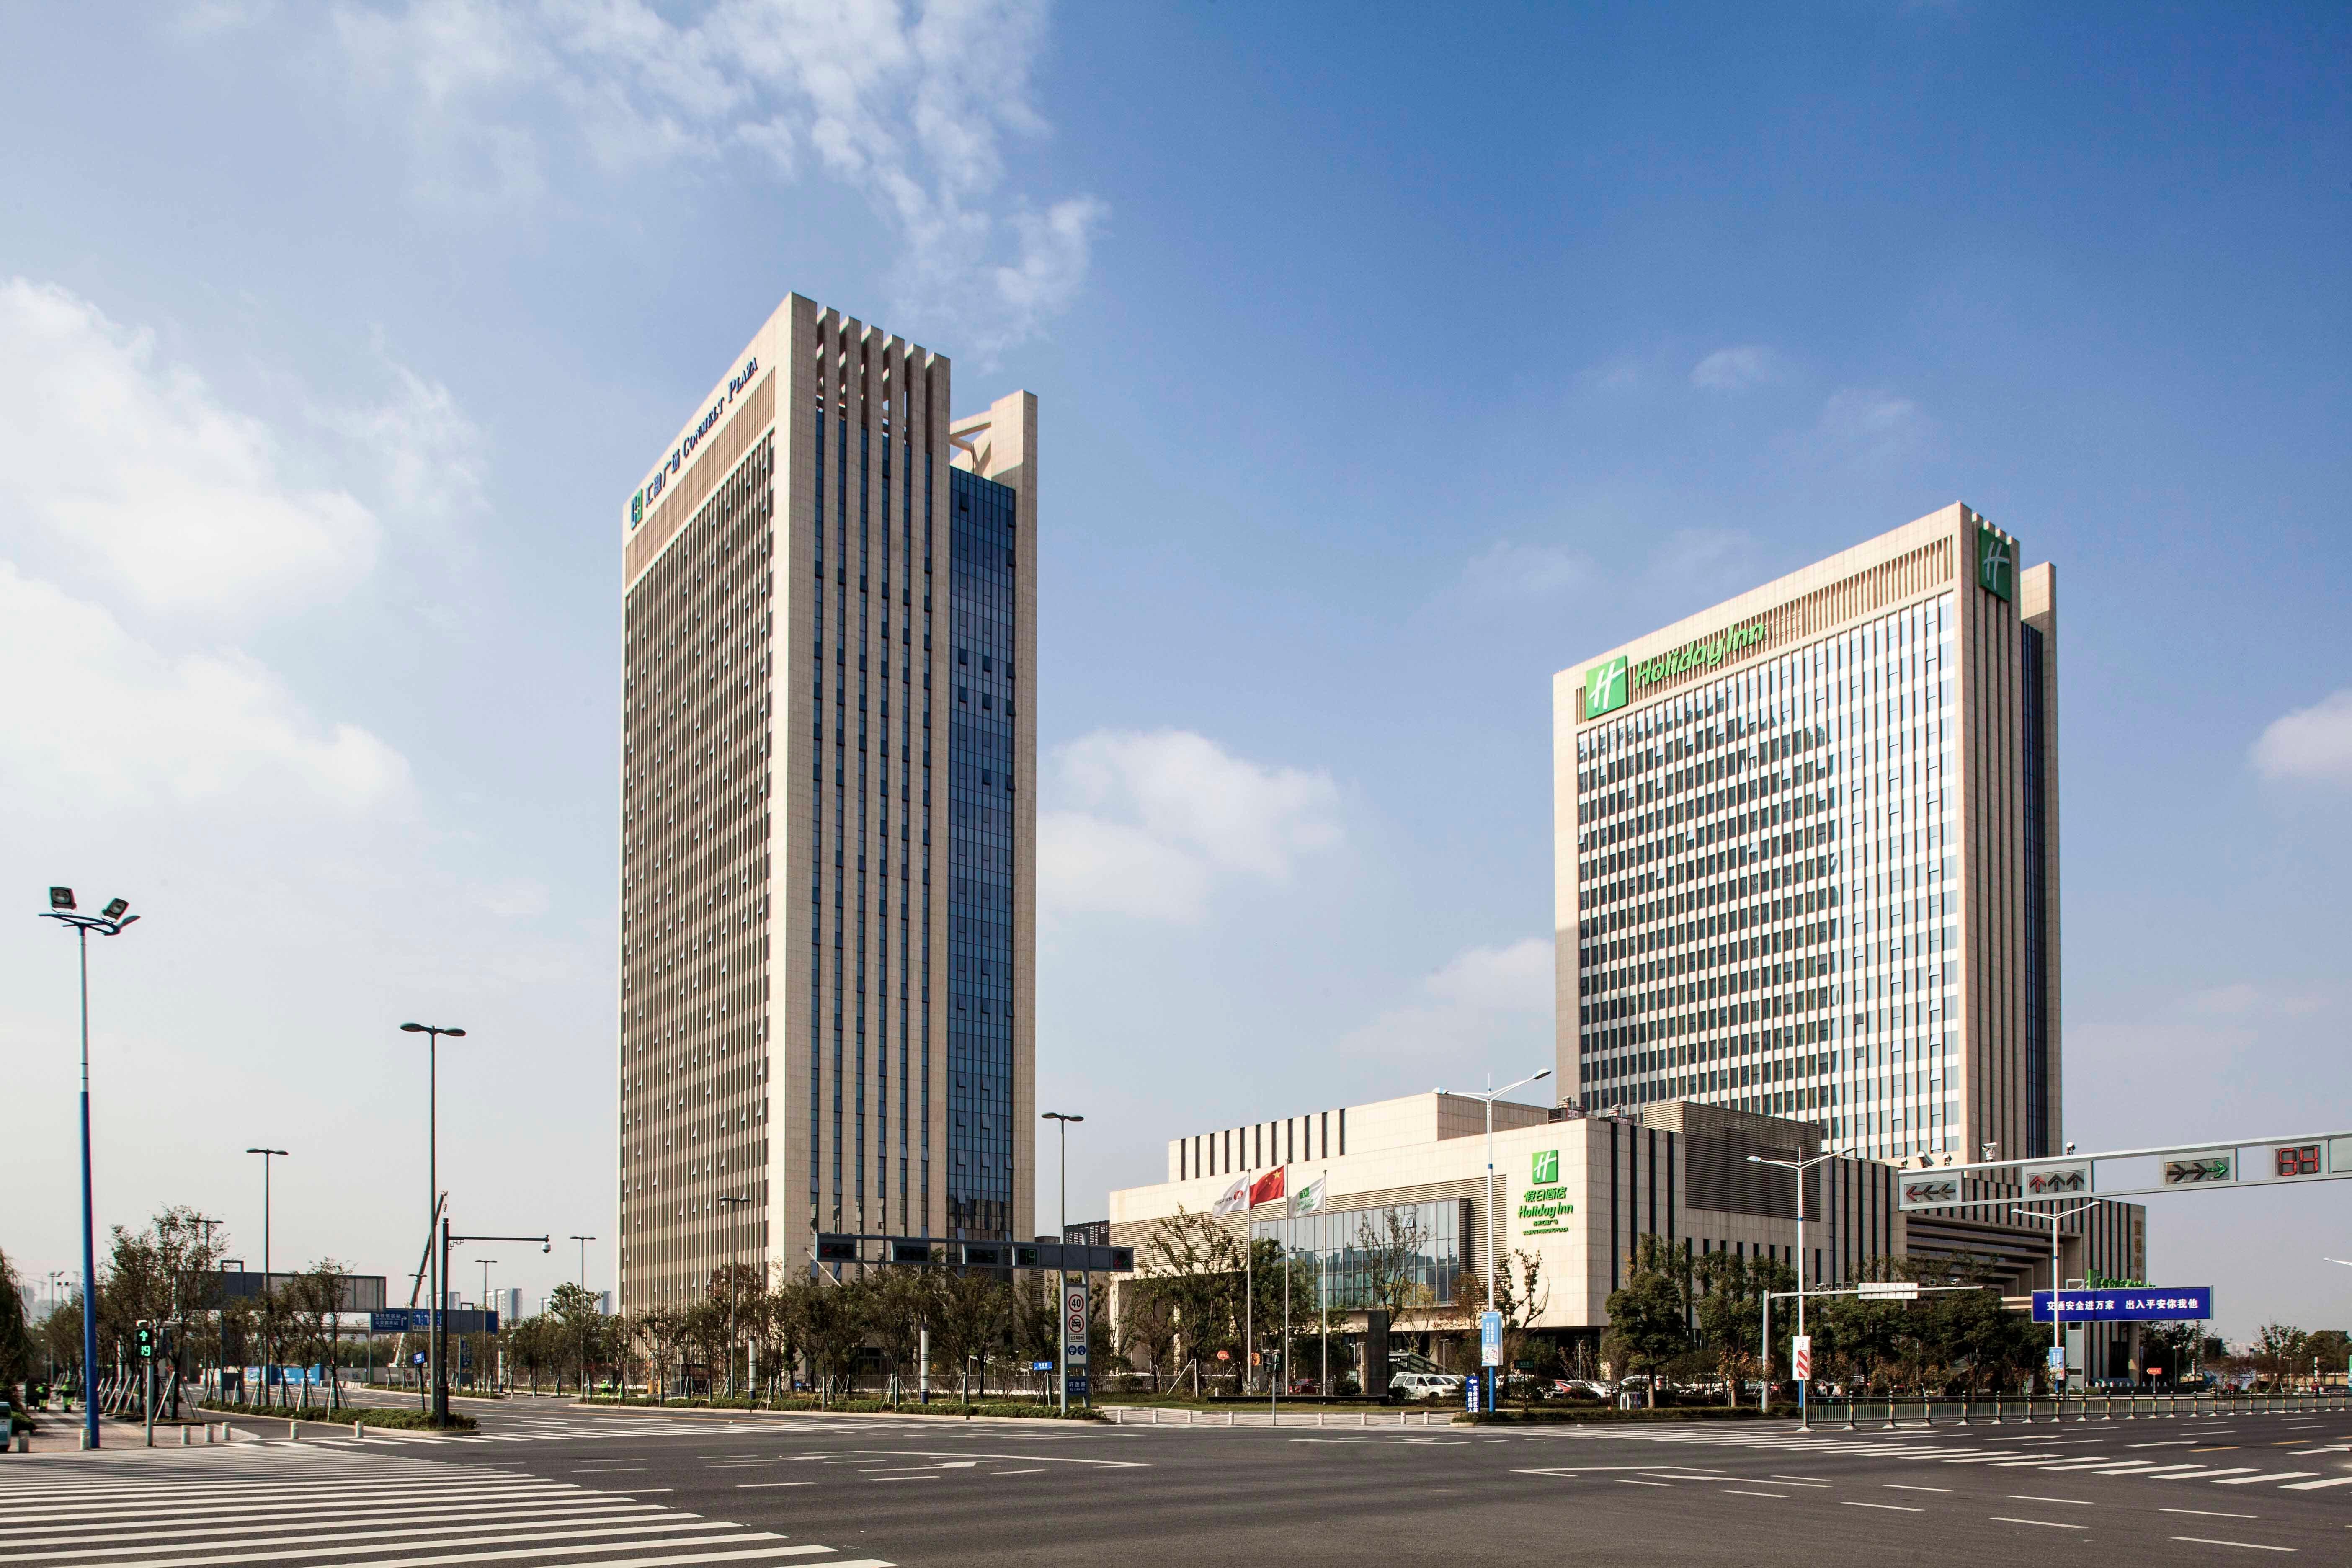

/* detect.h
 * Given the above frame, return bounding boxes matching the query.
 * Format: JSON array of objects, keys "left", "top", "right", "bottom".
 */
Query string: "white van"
[{"left": 1390, "top": 1371, "right": 1467, "bottom": 1400}]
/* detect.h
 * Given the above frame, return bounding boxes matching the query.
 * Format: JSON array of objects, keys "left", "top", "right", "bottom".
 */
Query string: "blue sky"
[{"left": 3, "top": 2, "right": 2347, "bottom": 1338}]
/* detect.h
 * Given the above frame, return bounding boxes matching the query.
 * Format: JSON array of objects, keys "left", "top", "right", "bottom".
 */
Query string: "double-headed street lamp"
[
  {"left": 2014, "top": 1200, "right": 2101, "bottom": 1403},
  {"left": 1042, "top": 1112, "right": 1084, "bottom": 1416},
  {"left": 570, "top": 1235, "right": 597, "bottom": 1291},
  {"left": 1748, "top": 1145, "right": 1851, "bottom": 1429},
  {"left": 400, "top": 1022, "right": 464, "bottom": 1421},
  {"left": 41, "top": 886, "right": 138, "bottom": 1450},
  {"left": 1447, "top": 1070, "right": 1552, "bottom": 1321}
]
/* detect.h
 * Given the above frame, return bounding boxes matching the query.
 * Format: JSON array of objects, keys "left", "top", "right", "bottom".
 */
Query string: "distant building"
[
  {"left": 618, "top": 293, "right": 1040, "bottom": 1312},
  {"left": 1558, "top": 503, "right": 2061, "bottom": 1164}
]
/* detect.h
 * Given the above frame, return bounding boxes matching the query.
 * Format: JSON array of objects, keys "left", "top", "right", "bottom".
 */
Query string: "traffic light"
[{"left": 135, "top": 1321, "right": 156, "bottom": 1360}]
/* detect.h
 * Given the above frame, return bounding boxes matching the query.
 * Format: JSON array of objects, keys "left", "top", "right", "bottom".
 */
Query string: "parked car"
[
  {"left": 1552, "top": 1378, "right": 1613, "bottom": 1400},
  {"left": 1391, "top": 1371, "right": 1467, "bottom": 1400}
]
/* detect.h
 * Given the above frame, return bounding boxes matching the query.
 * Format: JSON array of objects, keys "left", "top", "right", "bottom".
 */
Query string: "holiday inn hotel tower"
[
  {"left": 1556, "top": 504, "right": 2061, "bottom": 1168},
  {"left": 617, "top": 293, "right": 1037, "bottom": 1311}
]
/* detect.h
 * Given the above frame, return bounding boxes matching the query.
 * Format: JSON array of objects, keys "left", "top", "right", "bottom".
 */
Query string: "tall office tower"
[
  {"left": 617, "top": 294, "right": 1037, "bottom": 1312},
  {"left": 1554, "top": 503, "right": 2059, "bottom": 1166}
]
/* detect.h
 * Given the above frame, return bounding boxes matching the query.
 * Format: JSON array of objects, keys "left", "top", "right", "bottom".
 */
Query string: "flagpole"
[{"left": 1282, "top": 1168, "right": 1291, "bottom": 1416}]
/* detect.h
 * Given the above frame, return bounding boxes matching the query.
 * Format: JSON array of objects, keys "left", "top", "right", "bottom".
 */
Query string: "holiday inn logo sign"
[
  {"left": 1520, "top": 1149, "right": 1571, "bottom": 1235},
  {"left": 1583, "top": 618, "right": 1769, "bottom": 718},
  {"left": 1976, "top": 522, "right": 2014, "bottom": 601}
]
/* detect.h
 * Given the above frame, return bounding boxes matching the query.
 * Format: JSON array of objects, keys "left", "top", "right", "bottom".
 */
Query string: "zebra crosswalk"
[
  {"left": 1553, "top": 1423, "right": 2352, "bottom": 1495},
  {"left": 0, "top": 1449, "right": 894, "bottom": 1568}
]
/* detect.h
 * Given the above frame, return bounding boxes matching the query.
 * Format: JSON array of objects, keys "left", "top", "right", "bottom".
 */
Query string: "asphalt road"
[{"left": 276, "top": 1398, "right": 2352, "bottom": 1565}]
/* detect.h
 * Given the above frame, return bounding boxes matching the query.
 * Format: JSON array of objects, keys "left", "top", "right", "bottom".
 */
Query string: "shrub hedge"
[
  {"left": 578, "top": 1394, "right": 1100, "bottom": 1421},
  {"left": 197, "top": 1400, "right": 479, "bottom": 1431}
]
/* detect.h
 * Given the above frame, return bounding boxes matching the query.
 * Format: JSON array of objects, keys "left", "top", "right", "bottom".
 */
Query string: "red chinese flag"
[{"left": 1248, "top": 1167, "right": 1285, "bottom": 1209}]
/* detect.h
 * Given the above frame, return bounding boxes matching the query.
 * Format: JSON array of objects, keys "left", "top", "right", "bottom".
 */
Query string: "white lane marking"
[
  {"left": 1720, "top": 1490, "right": 1786, "bottom": 1500},
  {"left": 735, "top": 1484, "right": 817, "bottom": 1490},
  {"left": 1884, "top": 1485, "right": 1950, "bottom": 1493},
  {"left": 867, "top": 1477, "right": 939, "bottom": 1484},
  {"left": 2006, "top": 1496, "right": 2094, "bottom": 1506},
  {"left": 0, "top": 1506, "right": 664, "bottom": 1553},
  {"left": 1841, "top": 1501, "right": 1919, "bottom": 1512},
  {"left": 1616, "top": 1479, "right": 1672, "bottom": 1488},
  {"left": 2279, "top": 1476, "right": 2352, "bottom": 1491},
  {"left": 0, "top": 1524, "right": 749, "bottom": 1568},
  {"left": 2214, "top": 1473, "right": 2317, "bottom": 1485},
  {"left": 2167, "top": 1538, "right": 2296, "bottom": 1553},
  {"left": 2163, "top": 1509, "right": 2257, "bottom": 1519},
  {"left": 1767, "top": 1476, "right": 1836, "bottom": 1485},
  {"left": 1992, "top": 1517, "right": 2086, "bottom": 1530}
]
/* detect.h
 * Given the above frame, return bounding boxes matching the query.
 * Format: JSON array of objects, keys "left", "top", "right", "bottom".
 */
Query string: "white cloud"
[
  {"left": 1460, "top": 539, "right": 1589, "bottom": 598},
  {"left": 2251, "top": 689, "right": 2352, "bottom": 785},
  {"left": 319, "top": 354, "right": 490, "bottom": 523},
  {"left": 326, "top": 0, "right": 1104, "bottom": 360},
  {"left": 1690, "top": 345, "right": 1779, "bottom": 391},
  {"left": 0, "top": 562, "right": 410, "bottom": 815},
  {"left": 1040, "top": 729, "right": 1342, "bottom": 923},
  {"left": 0, "top": 278, "right": 379, "bottom": 616},
  {"left": 1811, "top": 386, "right": 1926, "bottom": 459},
  {"left": 1338, "top": 937, "right": 1555, "bottom": 1071},
  {"left": 2187, "top": 980, "right": 2329, "bottom": 1019}
]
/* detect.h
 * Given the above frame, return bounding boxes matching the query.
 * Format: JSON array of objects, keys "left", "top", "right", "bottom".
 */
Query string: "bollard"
[
  {"left": 353, "top": 1421, "right": 364, "bottom": 1439},
  {"left": 180, "top": 1426, "right": 191, "bottom": 1447},
  {"left": 1957, "top": 1396, "right": 1970, "bottom": 1425},
  {"left": 80, "top": 1429, "right": 91, "bottom": 1450},
  {"left": 288, "top": 1420, "right": 299, "bottom": 1442},
  {"left": 1922, "top": 1398, "right": 1934, "bottom": 1428}
]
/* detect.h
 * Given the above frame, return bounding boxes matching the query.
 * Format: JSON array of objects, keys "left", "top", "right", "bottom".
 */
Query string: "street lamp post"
[
  {"left": 440, "top": 1225, "right": 549, "bottom": 1415},
  {"left": 1447, "top": 1068, "right": 1551, "bottom": 1412},
  {"left": 41, "top": 887, "right": 138, "bottom": 1450},
  {"left": 400, "top": 1023, "right": 466, "bottom": 1423},
  {"left": 1042, "top": 1112, "right": 1084, "bottom": 1416},
  {"left": 570, "top": 1235, "right": 596, "bottom": 1291},
  {"left": 245, "top": 1148, "right": 288, "bottom": 1404},
  {"left": 715, "top": 1197, "right": 749, "bottom": 1398},
  {"left": 2014, "top": 1201, "right": 2100, "bottom": 1415},
  {"left": 476, "top": 1260, "right": 498, "bottom": 1393},
  {"left": 1748, "top": 1146, "right": 1850, "bottom": 1429}
]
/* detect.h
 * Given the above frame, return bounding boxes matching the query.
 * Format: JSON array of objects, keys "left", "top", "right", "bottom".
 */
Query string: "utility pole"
[
  {"left": 400, "top": 1023, "right": 466, "bottom": 1423},
  {"left": 1452, "top": 1068, "right": 1551, "bottom": 1413}
]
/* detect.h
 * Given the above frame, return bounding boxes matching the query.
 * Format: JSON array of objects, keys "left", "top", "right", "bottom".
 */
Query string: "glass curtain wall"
[
  {"left": 945, "top": 466, "right": 1019, "bottom": 1238},
  {"left": 1248, "top": 1200, "right": 1468, "bottom": 1311},
  {"left": 1574, "top": 591, "right": 1958, "bottom": 1161}
]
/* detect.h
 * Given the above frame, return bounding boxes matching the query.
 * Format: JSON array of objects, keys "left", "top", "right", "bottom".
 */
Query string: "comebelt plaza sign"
[{"left": 1583, "top": 618, "right": 1768, "bottom": 718}]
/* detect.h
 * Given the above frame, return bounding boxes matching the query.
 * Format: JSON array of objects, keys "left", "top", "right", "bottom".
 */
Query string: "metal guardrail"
[
  {"left": 1105, "top": 1406, "right": 1447, "bottom": 1427},
  {"left": 1103, "top": 1391, "right": 2349, "bottom": 1428},
  {"left": 1802, "top": 1389, "right": 2352, "bottom": 1428}
]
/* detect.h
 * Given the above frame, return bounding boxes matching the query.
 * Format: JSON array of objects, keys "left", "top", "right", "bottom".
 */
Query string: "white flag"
[
  {"left": 1211, "top": 1176, "right": 1249, "bottom": 1216},
  {"left": 1291, "top": 1173, "right": 1326, "bottom": 1216}
]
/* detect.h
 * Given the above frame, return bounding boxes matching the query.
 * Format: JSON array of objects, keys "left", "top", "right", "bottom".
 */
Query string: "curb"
[{"left": 563, "top": 1402, "right": 1096, "bottom": 1429}]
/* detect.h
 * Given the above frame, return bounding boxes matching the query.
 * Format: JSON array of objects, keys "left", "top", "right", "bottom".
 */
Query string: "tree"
[
  {"left": 1602, "top": 1236, "right": 1690, "bottom": 1406},
  {"left": 281, "top": 1259, "right": 350, "bottom": 1410},
  {"left": 1140, "top": 1209, "right": 1244, "bottom": 1389},
  {"left": 798, "top": 1274, "right": 869, "bottom": 1402},
  {"left": 865, "top": 1267, "right": 934, "bottom": 1400},
  {"left": 2253, "top": 1323, "right": 2310, "bottom": 1388},
  {"left": 1119, "top": 1279, "right": 1181, "bottom": 1392},
  {"left": 1356, "top": 1206, "right": 1439, "bottom": 1332},
  {"left": 549, "top": 1283, "right": 606, "bottom": 1394},
  {"left": 0, "top": 1249, "right": 33, "bottom": 1415},
  {"left": 929, "top": 1269, "right": 1007, "bottom": 1403},
  {"left": 1692, "top": 1248, "right": 1789, "bottom": 1405}
]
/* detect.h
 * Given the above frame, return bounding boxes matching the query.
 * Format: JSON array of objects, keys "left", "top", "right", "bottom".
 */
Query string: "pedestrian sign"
[{"left": 1791, "top": 1334, "right": 1812, "bottom": 1381}]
